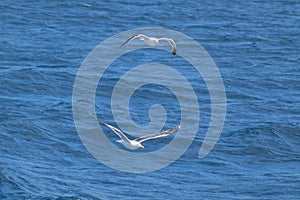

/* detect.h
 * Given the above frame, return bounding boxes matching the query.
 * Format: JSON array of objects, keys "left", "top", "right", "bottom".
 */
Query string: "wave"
[{"left": 218, "top": 123, "right": 300, "bottom": 162}]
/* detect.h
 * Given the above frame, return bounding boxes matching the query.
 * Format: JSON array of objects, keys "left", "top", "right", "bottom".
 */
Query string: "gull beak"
[{"left": 140, "top": 145, "right": 144, "bottom": 149}]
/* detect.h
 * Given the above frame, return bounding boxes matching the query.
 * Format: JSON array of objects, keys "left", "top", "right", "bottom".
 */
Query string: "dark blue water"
[{"left": 1, "top": 0, "right": 299, "bottom": 199}]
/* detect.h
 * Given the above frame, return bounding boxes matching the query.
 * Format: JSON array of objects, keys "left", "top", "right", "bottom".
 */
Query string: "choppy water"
[{"left": 1, "top": 0, "right": 299, "bottom": 199}]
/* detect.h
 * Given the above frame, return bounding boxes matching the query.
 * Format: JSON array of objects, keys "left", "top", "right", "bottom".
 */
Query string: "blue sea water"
[{"left": 1, "top": 0, "right": 299, "bottom": 199}]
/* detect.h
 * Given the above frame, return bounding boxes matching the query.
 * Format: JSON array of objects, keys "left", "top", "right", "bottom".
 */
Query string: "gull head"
[{"left": 139, "top": 144, "right": 144, "bottom": 149}]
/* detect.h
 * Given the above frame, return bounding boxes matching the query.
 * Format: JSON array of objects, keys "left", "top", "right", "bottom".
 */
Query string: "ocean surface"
[{"left": 1, "top": 0, "right": 299, "bottom": 199}]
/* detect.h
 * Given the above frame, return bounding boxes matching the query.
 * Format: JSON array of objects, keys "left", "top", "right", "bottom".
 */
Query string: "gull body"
[
  {"left": 99, "top": 120, "right": 180, "bottom": 150},
  {"left": 117, "top": 139, "right": 143, "bottom": 151},
  {"left": 121, "top": 34, "right": 177, "bottom": 55}
]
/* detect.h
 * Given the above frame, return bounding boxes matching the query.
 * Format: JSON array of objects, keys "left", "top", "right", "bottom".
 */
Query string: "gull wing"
[
  {"left": 99, "top": 120, "right": 131, "bottom": 142},
  {"left": 120, "top": 34, "right": 148, "bottom": 47},
  {"left": 158, "top": 38, "right": 177, "bottom": 55},
  {"left": 135, "top": 126, "right": 180, "bottom": 143}
]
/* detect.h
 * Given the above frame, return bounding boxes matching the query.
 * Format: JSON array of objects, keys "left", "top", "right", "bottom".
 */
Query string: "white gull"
[
  {"left": 99, "top": 120, "right": 180, "bottom": 150},
  {"left": 121, "top": 33, "right": 177, "bottom": 55}
]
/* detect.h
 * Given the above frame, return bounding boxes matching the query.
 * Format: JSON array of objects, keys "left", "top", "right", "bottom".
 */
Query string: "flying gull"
[
  {"left": 99, "top": 120, "right": 180, "bottom": 150},
  {"left": 121, "top": 33, "right": 177, "bottom": 55}
]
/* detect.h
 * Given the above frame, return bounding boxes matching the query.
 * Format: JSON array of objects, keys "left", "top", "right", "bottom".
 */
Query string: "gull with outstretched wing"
[
  {"left": 99, "top": 120, "right": 180, "bottom": 150},
  {"left": 121, "top": 33, "right": 177, "bottom": 55}
]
